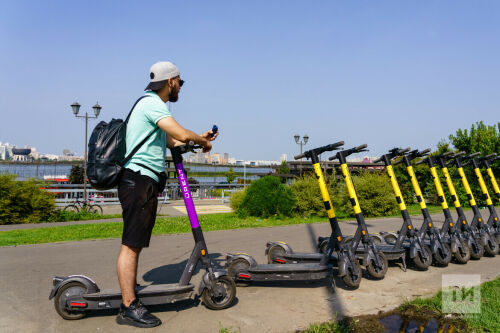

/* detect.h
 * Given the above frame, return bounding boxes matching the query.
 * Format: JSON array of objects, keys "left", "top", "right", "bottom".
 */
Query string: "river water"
[{"left": 0, "top": 163, "right": 273, "bottom": 183}]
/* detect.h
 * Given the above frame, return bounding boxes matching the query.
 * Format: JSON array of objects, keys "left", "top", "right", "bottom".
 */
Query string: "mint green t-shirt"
[{"left": 123, "top": 91, "right": 172, "bottom": 181}]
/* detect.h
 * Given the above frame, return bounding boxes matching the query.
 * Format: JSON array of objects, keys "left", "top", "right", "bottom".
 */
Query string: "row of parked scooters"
[
  {"left": 50, "top": 141, "right": 499, "bottom": 320},
  {"left": 225, "top": 142, "right": 500, "bottom": 289}
]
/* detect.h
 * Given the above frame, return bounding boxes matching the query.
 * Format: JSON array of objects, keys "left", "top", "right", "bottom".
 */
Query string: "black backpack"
[{"left": 86, "top": 96, "right": 159, "bottom": 190}]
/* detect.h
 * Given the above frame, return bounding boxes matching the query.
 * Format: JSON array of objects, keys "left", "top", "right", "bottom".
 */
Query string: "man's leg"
[{"left": 117, "top": 245, "right": 142, "bottom": 307}]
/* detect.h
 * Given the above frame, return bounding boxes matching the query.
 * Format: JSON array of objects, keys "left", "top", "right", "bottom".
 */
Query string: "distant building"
[
  {"left": 222, "top": 153, "right": 229, "bottom": 165},
  {"left": 280, "top": 154, "right": 287, "bottom": 162}
]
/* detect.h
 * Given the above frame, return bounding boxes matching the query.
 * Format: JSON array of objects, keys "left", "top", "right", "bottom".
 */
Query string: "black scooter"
[
  {"left": 265, "top": 144, "right": 395, "bottom": 284},
  {"left": 375, "top": 148, "right": 433, "bottom": 270},
  {"left": 225, "top": 143, "right": 347, "bottom": 288},
  {"left": 49, "top": 142, "right": 236, "bottom": 320},
  {"left": 392, "top": 149, "right": 452, "bottom": 266},
  {"left": 448, "top": 152, "right": 499, "bottom": 256}
]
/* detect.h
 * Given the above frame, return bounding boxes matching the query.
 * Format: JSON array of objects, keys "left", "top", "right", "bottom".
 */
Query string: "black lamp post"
[
  {"left": 71, "top": 102, "right": 101, "bottom": 202},
  {"left": 294, "top": 134, "right": 309, "bottom": 175}
]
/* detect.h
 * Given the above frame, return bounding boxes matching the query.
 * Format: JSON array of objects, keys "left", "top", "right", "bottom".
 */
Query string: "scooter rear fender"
[
  {"left": 49, "top": 275, "right": 99, "bottom": 300},
  {"left": 265, "top": 241, "right": 293, "bottom": 255},
  {"left": 225, "top": 253, "right": 258, "bottom": 268}
]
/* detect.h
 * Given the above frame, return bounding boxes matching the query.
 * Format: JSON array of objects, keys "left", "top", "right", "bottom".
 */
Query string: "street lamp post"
[
  {"left": 294, "top": 134, "right": 309, "bottom": 176},
  {"left": 71, "top": 102, "right": 101, "bottom": 203}
]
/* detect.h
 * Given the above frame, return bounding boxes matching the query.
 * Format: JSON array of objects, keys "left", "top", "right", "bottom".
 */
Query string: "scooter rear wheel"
[
  {"left": 267, "top": 245, "right": 286, "bottom": 264},
  {"left": 412, "top": 245, "right": 432, "bottom": 270},
  {"left": 432, "top": 243, "right": 452, "bottom": 267},
  {"left": 54, "top": 282, "right": 88, "bottom": 320},
  {"left": 227, "top": 258, "right": 251, "bottom": 286},
  {"left": 201, "top": 276, "right": 236, "bottom": 310},
  {"left": 341, "top": 259, "right": 362, "bottom": 289},
  {"left": 366, "top": 252, "right": 388, "bottom": 279}
]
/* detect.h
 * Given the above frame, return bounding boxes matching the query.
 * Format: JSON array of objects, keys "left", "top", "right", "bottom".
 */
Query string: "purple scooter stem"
[{"left": 175, "top": 162, "right": 200, "bottom": 229}]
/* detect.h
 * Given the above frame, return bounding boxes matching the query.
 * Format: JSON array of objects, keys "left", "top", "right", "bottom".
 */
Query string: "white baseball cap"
[{"left": 145, "top": 61, "right": 180, "bottom": 90}]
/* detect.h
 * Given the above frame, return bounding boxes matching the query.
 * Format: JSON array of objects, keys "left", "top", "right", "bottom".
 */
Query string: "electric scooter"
[
  {"left": 49, "top": 142, "right": 237, "bottom": 320},
  {"left": 468, "top": 153, "right": 500, "bottom": 242},
  {"left": 432, "top": 151, "right": 483, "bottom": 260},
  {"left": 266, "top": 144, "right": 396, "bottom": 282},
  {"left": 375, "top": 148, "right": 433, "bottom": 270},
  {"left": 412, "top": 152, "right": 472, "bottom": 263},
  {"left": 481, "top": 154, "right": 499, "bottom": 203},
  {"left": 393, "top": 149, "right": 452, "bottom": 266},
  {"left": 448, "top": 152, "right": 499, "bottom": 256},
  {"left": 481, "top": 154, "right": 500, "bottom": 202},
  {"left": 225, "top": 142, "right": 355, "bottom": 288}
]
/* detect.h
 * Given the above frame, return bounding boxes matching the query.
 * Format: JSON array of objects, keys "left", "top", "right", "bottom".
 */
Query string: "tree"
[
  {"left": 277, "top": 161, "right": 291, "bottom": 174},
  {"left": 448, "top": 121, "right": 500, "bottom": 155},
  {"left": 69, "top": 165, "right": 84, "bottom": 184},
  {"left": 225, "top": 167, "right": 236, "bottom": 184}
]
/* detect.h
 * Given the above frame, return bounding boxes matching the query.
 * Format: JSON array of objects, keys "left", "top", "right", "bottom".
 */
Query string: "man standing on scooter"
[{"left": 116, "top": 61, "right": 217, "bottom": 328}]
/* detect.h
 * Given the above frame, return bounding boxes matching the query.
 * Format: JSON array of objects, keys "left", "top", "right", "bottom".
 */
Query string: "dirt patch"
[
  {"left": 299, "top": 305, "right": 469, "bottom": 332},
  {"left": 345, "top": 305, "right": 468, "bottom": 332}
]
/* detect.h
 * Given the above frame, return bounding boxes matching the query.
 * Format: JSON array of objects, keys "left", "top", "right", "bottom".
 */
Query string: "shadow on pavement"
[{"left": 142, "top": 252, "right": 225, "bottom": 285}]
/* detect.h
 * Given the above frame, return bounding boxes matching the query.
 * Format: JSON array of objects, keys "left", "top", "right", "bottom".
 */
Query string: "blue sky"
[{"left": 1, "top": 1, "right": 499, "bottom": 160}]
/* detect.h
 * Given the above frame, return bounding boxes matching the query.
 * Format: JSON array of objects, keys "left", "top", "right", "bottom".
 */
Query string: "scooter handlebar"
[
  {"left": 419, "top": 148, "right": 431, "bottom": 156},
  {"left": 465, "top": 152, "right": 481, "bottom": 160},
  {"left": 294, "top": 153, "right": 305, "bottom": 160},
  {"left": 440, "top": 151, "right": 454, "bottom": 159},
  {"left": 482, "top": 153, "right": 497, "bottom": 160},
  {"left": 354, "top": 144, "right": 368, "bottom": 152},
  {"left": 297, "top": 141, "right": 345, "bottom": 160},
  {"left": 398, "top": 147, "right": 411, "bottom": 155},
  {"left": 414, "top": 157, "right": 428, "bottom": 165},
  {"left": 452, "top": 151, "right": 466, "bottom": 158}
]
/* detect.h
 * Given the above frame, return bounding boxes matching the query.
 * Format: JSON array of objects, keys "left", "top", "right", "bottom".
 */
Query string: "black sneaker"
[{"left": 116, "top": 299, "right": 162, "bottom": 328}]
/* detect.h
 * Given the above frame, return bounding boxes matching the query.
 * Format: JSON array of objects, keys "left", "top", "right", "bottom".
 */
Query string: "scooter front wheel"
[
  {"left": 54, "top": 282, "right": 88, "bottom": 320},
  {"left": 412, "top": 245, "right": 432, "bottom": 270},
  {"left": 454, "top": 241, "right": 471, "bottom": 264},
  {"left": 484, "top": 238, "right": 499, "bottom": 256},
  {"left": 433, "top": 243, "right": 452, "bottom": 267},
  {"left": 341, "top": 259, "right": 362, "bottom": 289},
  {"left": 201, "top": 276, "right": 236, "bottom": 310},
  {"left": 469, "top": 239, "right": 483, "bottom": 260},
  {"left": 366, "top": 252, "right": 388, "bottom": 279}
]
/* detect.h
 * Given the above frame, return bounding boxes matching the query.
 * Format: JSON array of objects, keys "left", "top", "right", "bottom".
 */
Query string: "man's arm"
[{"left": 157, "top": 117, "right": 213, "bottom": 151}]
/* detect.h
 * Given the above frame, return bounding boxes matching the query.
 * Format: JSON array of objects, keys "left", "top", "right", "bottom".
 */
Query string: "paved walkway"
[
  {"left": 0, "top": 200, "right": 233, "bottom": 231},
  {"left": 0, "top": 208, "right": 499, "bottom": 333}
]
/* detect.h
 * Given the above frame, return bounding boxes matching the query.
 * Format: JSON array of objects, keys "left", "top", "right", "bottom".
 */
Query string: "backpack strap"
[{"left": 122, "top": 95, "right": 160, "bottom": 166}]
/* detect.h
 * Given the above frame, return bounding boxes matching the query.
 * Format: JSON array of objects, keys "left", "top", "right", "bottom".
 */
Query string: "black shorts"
[{"left": 118, "top": 168, "right": 159, "bottom": 248}]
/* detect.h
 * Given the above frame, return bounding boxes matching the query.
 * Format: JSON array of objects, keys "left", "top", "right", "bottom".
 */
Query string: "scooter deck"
[
  {"left": 354, "top": 244, "right": 406, "bottom": 261},
  {"left": 244, "top": 263, "right": 331, "bottom": 281},
  {"left": 84, "top": 283, "right": 195, "bottom": 301},
  {"left": 280, "top": 252, "right": 339, "bottom": 263}
]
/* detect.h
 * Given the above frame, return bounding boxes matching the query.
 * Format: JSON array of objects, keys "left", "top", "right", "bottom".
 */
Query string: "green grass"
[
  {"left": 0, "top": 213, "right": 329, "bottom": 247},
  {"left": 302, "top": 319, "right": 352, "bottom": 333},
  {"left": 0, "top": 204, "right": 448, "bottom": 247},
  {"left": 402, "top": 277, "right": 500, "bottom": 332}
]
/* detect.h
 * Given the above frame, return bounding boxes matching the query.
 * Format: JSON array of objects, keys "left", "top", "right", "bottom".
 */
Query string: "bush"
[
  {"left": 229, "top": 188, "right": 247, "bottom": 211},
  {"left": 335, "top": 171, "right": 399, "bottom": 218},
  {"left": 0, "top": 174, "right": 56, "bottom": 224},
  {"left": 237, "top": 176, "right": 296, "bottom": 217},
  {"left": 291, "top": 173, "right": 336, "bottom": 217},
  {"left": 48, "top": 210, "right": 101, "bottom": 222}
]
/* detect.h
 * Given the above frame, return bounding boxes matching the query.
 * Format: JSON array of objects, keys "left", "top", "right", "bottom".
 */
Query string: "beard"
[{"left": 168, "top": 88, "right": 179, "bottom": 102}]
